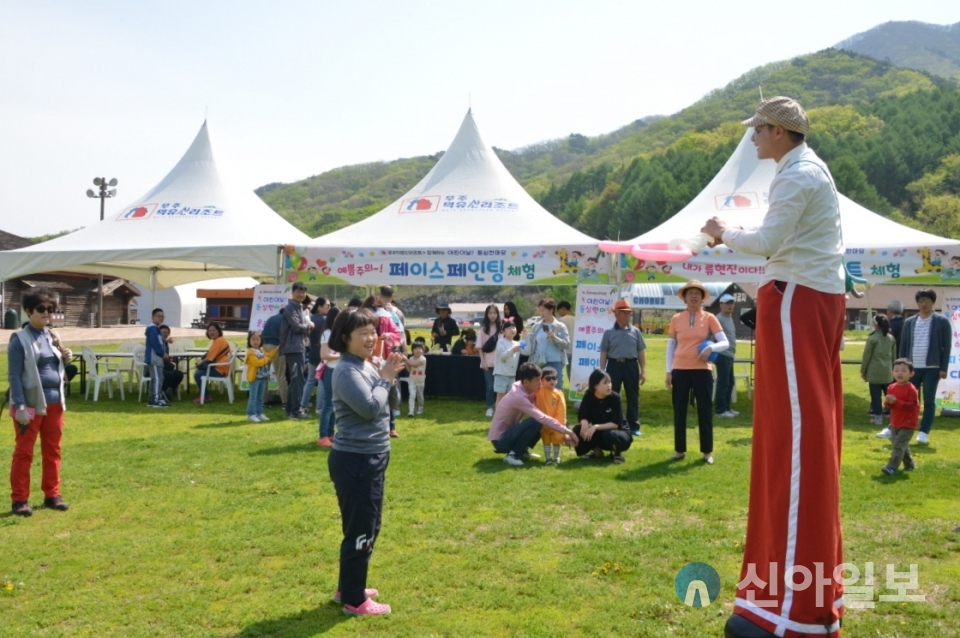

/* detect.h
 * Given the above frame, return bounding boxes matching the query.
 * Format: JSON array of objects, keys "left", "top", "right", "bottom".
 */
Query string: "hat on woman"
[
  {"left": 677, "top": 280, "right": 710, "bottom": 302},
  {"left": 435, "top": 301, "right": 451, "bottom": 313}
]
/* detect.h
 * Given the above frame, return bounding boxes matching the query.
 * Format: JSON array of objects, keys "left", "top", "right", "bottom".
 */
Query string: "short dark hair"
[
  {"left": 205, "top": 322, "right": 224, "bottom": 337},
  {"left": 247, "top": 330, "right": 262, "bottom": 347},
  {"left": 291, "top": 282, "right": 308, "bottom": 292},
  {"left": 328, "top": 307, "right": 378, "bottom": 353},
  {"left": 311, "top": 297, "right": 328, "bottom": 313},
  {"left": 158, "top": 324, "right": 170, "bottom": 332},
  {"left": 786, "top": 130, "right": 805, "bottom": 143},
  {"left": 557, "top": 301, "right": 572, "bottom": 311},
  {"left": 22, "top": 289, "right": 56, "bottom": 313},
  {"left": 588, "top": 369, "right": 612, "bottom": 395},
  {"left": 379, "top": 285, "right": 394, "bottom": 298},
  {"left": 915, "top": 288, "right": 937, "bottom": 303},
  {"left": 539, "top": 298, "right": 556, "bottom": 312},
  {"left": 462, "top": 328, "right": 477, "bottom": 341},
  {"left": 348, "top": 297, "right": 363, "bottom": 308},
  {"left": 152, "top": 308, "right": 164, "bottom": 316},
  {"left": 502, "top": 320, "right": 516, "bottom": 332},
  {"left": 411, "top": 342, "right": 424, "bottom": 353},
  {"left": 893, "top": 357, "right": 915, "bottom": 373},
  {"left": 517, "top": 362, "right": 542, "bottom": 381}
]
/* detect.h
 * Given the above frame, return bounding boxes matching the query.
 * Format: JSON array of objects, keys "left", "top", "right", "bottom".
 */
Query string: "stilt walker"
[{"left": 703, "top": 96, "right": 846, "bottom": 638}]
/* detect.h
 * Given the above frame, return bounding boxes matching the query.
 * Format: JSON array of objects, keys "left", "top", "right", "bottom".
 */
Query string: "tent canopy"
[
  {"left": 288, "top": 110, "right": 606, "bottom": 286},
  {"left": 0, "top": 122, "right": 310, "bottom": 289},
  {"left": 610, "top": 130, "right": 959, "bottom": 286}
]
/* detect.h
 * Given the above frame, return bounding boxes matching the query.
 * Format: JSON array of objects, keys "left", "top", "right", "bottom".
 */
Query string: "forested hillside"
[
  {"left": 260, "top": 49, "right": 960, "bottom": 242},
  {"left": 837, "top": 20, "right": 960, "bottom": 82}
]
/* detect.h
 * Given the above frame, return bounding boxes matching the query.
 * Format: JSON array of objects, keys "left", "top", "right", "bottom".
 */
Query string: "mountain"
[
  {"left": 259, "top": 48, "right": 942, "bottom": 238},
  {"left": 836, "top": 20, "right": 960, "bottom": 82}
]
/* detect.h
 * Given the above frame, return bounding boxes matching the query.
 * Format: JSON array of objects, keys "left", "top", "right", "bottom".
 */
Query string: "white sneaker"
[
  {"left": 917, "top": 432, "right": 929, "bottom": 444},
  {"left": 416, "top": 408, "right": 423, "bottom": 415},
  {"left": 729, "top": 410, "right": 739, "bottom": 416},
  {"left": 247, "top": 415, "right": 260, "bottom": 423},
  {"left": 876, "top": 427, "right": 892, "bottom": 439},
  {"left": 485, "top": 408, "right": 494, "bottom": 417},
  {"left": 408, "top": 411, "right": 414, "bottom": 417},
  {"left": 257, "top": 414, "right": 270, "bottom": 422},
  {"left": 720, "top": 411, "right": 738, "bottom": 418},
  {"left": 503, "top": 452, "right": 524, "bottom": 466}
]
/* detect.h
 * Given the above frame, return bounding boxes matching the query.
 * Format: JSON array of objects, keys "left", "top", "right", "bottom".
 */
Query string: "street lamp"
[{"left": 86, "top": 177, "right": 118, "bottom": 327}]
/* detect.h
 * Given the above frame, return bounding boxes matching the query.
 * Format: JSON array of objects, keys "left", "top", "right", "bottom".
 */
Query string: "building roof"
[{"left": 0, "top": 230, "right": 32, "bottom": 251}]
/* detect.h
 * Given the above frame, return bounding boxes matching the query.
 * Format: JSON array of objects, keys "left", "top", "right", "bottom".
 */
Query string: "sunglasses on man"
[{"left": 33, "top": 305, "right": 57, "bottom": 314}]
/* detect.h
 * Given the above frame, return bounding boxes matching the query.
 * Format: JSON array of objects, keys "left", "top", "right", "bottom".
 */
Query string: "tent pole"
[
  {"left": 150, "top": 268, "right": 158, "bottom": 311},
  {"left": 276, "top": 245, "right": 283, "bottom": 284}
]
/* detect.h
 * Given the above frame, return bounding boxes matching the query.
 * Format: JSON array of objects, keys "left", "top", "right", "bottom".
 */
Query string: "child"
[
  {"left": 144, "top": 308, "right": 170, "bottom": 408},
  {"left": 406, "top": 342, "right": 427, "bottom": 416},
  {"left": 494, "top": 321, "right": 522, "bottom": 409},
  {"left": 158, "top": 324, "right": 184, "bottom": 401},
  {"left": 536, "top": 368, "right": 566, "bottom": 464},
  {"left": 882, "top": 358, "right": 919, "bottom": 475},
  {"left": 245, "top": 331, "right": 279, "bottom": 423}
]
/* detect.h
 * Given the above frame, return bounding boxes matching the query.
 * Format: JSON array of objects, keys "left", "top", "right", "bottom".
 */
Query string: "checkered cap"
[{"left": 742, "top": 96, "right": 810, "bottom": 135}]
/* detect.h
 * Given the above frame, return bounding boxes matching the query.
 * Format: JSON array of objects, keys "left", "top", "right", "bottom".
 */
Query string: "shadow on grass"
[
  {"left": 229, "top": 603, "right": 349, "bottom": 637},
  {"left": 727, "top": 437, "right": 753, "bottom": 447},
  {"left": 453, "top": 428, "right": 488, "bottom": 437},
  {"left": 471, "top": 457, "right": 541, "bottom": 473},
  {"left": 614, "top": 457, "right": 704, "bottom": 482},
  {"left": 249, "top": 443, "right": 322, "bottom": 457},
  {"left": 871, "top": 471, "right": 912, "bottom": 483},
  {"left": 193, "top": 420, "right": 250, "bottom": 429}
]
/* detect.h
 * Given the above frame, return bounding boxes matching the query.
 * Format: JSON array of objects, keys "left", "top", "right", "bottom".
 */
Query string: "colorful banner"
[
  {"left": 284, "top": 244, "right": 610, "bottom": 286},
  {"left": 617, "top": 244, "right": 960, "bottom": 286},
  {"left": 936, "top": 293, "right": 960, "bottom": 411},
  {"left": 568, "top": 285, "right": 618, "bottom": 401},
  {"left": 248, "top": 284, "right": 287, "bottom": 332}
]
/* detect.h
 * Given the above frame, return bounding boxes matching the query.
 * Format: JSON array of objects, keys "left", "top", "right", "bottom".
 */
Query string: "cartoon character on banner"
[
  {"left": 941, "top": 255, "right": 960, "bottom": 281},
  {"left": 576, "top": 256, "right": 601, "bottom": 283},
  {"left": 553, "top": 249, "right": 581, "bottom": 276},
  {"left": 916, "top": 247, "right": 944, "bottom": 275}
]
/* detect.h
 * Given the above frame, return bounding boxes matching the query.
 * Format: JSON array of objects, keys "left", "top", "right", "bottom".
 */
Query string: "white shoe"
[
  {"left": 728, "top": 410, "right": 739, "bottom": 416},
  {"left": 257, "top": 414, "right": 270, "bottom": 422},
  {"left": 917, "top": 432, "right": 929, "bottom": 444},
  {"left": 485, "top": 408, "right": 494, "bottom": 417},
  {"left": 391, "top": 409, "right": 400, "bottom": 417},
  {"left": 720, "top": 411, "right": 737, "bottom": 418},
  {"left": 503, "top": 452, "right": 524, "bottom": 466},
  {"left": 876, "top": 427, "right": 892, "bottom": 439},
  {"left": 416, "top": 408, "right": 423, "bottom": 415},
  {"left": 248, "top": 415, "right": 260, "bottom": 423},
  {"left": 408, "top": 411, "right": 414, "bottom": 417}
]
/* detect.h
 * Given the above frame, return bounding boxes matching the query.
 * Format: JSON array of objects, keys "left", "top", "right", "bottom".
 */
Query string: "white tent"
[
  {"left": 0, "top": 122, "right": 310, "bottom": 290},
  {"left": 605, "top": 130, "right": 960, "bottom": 286},
  {"left": 288, "top": 110, "right": 606, "bottom": 287}
]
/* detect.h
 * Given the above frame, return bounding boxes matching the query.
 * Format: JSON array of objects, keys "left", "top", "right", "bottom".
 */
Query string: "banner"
[
  {"left": 284, "top": 244, "right": 610, "bottom": 287},
  {"left": 568, "top": 285, "right": 618, "bottom": 401},
  {"left": 248, "top": 284, "right": 287, "bottom": 332},
  {"left": 936, "top": 293, "right": 960, "bottom": 411}
]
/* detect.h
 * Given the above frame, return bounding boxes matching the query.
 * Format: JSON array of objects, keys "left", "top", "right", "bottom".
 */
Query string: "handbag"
[
  {"left": 481, "top": 333, "right": 498, "bottom": 353},
  {"left": 196, "top": 360, "right": 211, "bottom": 372}
]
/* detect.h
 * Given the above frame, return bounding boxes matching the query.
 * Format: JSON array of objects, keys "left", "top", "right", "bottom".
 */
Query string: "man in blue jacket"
[
  {"left": 878, "top": 288, "right": 952, "bottom": 444},
  {"left": 144, "top": 308, "right": 170, "bottom": 408}
]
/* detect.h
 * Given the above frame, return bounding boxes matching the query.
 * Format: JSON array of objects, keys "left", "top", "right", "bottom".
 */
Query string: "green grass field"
[{"left": 1, "top": 339, "right": 958, "bottom": 637}]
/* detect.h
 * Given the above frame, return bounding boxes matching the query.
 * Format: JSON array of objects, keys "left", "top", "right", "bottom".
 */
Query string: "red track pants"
[
  {"left": 10, "top": 403, "right": 64, "bottom": 503},
  {"left": 733, "top": 282, "right": 846, "bottom": 637}
]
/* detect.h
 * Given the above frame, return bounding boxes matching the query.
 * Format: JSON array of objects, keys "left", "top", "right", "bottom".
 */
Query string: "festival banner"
[
  {"left": 284, "top": 244, "right": 610, "bottom": 287},
  {"left": 568, "top": 285, "right": 618, "bottom": 401},
  {"left": 248, "top": 284, "right": 287, "bottom": 332},
  {"left": 617, "top": 244, "right": 960, "bottom": 286},
  {"left": 936, "top": 293, "right": 960, "bottom": 411}
]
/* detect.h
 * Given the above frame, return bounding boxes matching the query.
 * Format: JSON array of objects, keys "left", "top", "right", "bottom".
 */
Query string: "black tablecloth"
[{"left": 418, "top": 354, "right": 486, "bottom": 400}]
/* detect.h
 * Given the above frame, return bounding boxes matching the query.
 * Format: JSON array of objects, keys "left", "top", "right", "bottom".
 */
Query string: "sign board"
[
  {"left": 568, "top": 285, "right": 618, "bottom": 401},
  {"left": 248, "top": 284, "right": 287, "bottom": 332}
]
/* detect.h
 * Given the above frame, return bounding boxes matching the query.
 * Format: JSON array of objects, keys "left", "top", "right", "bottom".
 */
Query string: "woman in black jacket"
[{"left": 573, "top": 369, "right": 632, "bottom": 463}]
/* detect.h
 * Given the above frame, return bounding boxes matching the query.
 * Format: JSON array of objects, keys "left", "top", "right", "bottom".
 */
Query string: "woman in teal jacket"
[{"left": 861, "top": 314, "right": 896, "bottom": 425}]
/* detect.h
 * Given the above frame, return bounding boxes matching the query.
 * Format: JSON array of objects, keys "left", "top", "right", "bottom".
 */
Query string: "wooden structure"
[
  {"left": 196, "top": 287, "right": 254, "bottom": 331},
  {"left": 2, "top": 272, "right": 140, "bottom": 327}
]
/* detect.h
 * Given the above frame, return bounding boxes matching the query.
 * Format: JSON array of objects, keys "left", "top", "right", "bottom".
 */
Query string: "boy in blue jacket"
[{"left": 145, "top": 308, "right": 171, "bottom": 407}]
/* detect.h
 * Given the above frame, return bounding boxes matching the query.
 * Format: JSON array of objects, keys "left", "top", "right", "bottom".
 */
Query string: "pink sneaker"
[
  {"left": 343, "top": 597, "right": 390, "bottom": 616},
  {"left": 333, "top": 588, "right": 378, "bottom": 603}
]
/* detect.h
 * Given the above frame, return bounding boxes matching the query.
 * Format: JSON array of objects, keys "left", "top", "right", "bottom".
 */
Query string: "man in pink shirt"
[{"left": 488, "top": 363, "right": 578, "bottom": 466}]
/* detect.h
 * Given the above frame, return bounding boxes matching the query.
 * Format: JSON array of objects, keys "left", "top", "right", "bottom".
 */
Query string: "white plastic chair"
[
  {"left": 81, "top": 346, "right": 125, "bottom": 401},
  {"left": 199, "top": 350, "right": 237, "bottom": 404},
  {"left": 115, "top": 341, "right": 140, "bottom": 392},
  {"left": 172, "top": 338, "right": 196, "bottom": 351},
  {"left": 133, "top": 346, "right": 151, "bottom": 402}
]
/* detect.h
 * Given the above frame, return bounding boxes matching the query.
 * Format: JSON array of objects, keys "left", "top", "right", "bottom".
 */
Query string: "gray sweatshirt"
[
  {"left": 280, "top": 299, "right": 311, "bottom": 355},
  {"left": 331, "top": 352, "right": 391, "bottom": 454}
]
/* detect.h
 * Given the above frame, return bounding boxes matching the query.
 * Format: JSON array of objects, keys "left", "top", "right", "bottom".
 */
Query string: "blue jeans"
[
  {"left": 491, "top": 417, "right": 542, "bottom": 458},
  {"left": 247, "top": 378, "right": 266, "bottom": 416},
  {"left": 194, "top": 366, "right": 224, "bottom": 395},
  {"left": 868, "top": 382, "right": 888, "bottom": 416},
  {"left": 714, "top": 355, "right": 734, "bottom": 415},
  {"left": 911, "top": 367, "right": 941, "bottom": 434},
  {"left": 483, "top": 368, "right": 495, "bottom": 409},
  {"left": 301, "top": 362, "right": 323, "bottom": 411},
  {"left": 544, "top": 361, "right": 565, "bottom": 391},
  {"left": 319, "top": 367, "right": 336, "bottom": 438}
]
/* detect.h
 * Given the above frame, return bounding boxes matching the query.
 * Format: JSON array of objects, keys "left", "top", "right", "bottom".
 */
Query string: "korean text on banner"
[
  {"left": 568, "top": 285, "right": 618, "bottom": 401},
  {"left": 249, "top": 284, "right": 287, "bottom": 332},
  {"left": 936, "top": 293, "right": 960, "bottom": 411}
]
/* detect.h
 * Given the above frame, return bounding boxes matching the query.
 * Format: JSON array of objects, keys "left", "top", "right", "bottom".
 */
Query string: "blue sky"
[{"left": 2, "top": 0, "right": 958, "bottom": 236}]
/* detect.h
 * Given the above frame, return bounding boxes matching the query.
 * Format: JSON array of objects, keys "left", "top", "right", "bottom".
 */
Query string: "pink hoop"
[{"left": 630, "top": 244, "right": 693, "bottom": 262}]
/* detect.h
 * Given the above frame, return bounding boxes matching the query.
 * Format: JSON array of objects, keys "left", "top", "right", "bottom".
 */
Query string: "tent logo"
[
  {"left": 117, "top": 203, "right": 157, "bottom": 221},
  {"left": 675, "top": 562, "right": 721, "bottom": 607},
  {"left": 715, "top": 193, "right": 759, "bottom": 210},
  {"left": 399, "top": 196, "right": 440, "bottom": 213}
]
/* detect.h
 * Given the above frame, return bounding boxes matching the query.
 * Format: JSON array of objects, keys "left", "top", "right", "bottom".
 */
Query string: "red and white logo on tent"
[
  {"left": 714, "top": 193, "right": 759, "bottom": 210},
  {"left": 117, "top": 203, "right": 157, "bottom": 221},
  {"left": 399, "top": 196, "right": 440, "bottom": 213}
]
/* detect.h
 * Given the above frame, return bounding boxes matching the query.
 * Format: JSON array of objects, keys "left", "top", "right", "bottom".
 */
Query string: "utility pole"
[{"left": 86, "top": 177, "right": 117, "bottom": 328}]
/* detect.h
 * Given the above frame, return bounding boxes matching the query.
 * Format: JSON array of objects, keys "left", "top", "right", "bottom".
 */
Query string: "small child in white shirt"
[
  {"left": 494, "top": 321, "right": 523, "bottom": 409},
  {"left": 406, "top": 342, "right": 427, "bottom": 416}
]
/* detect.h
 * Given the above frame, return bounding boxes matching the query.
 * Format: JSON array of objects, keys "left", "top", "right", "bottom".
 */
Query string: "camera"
[{"left": 543, "top": 324, "right": 550, "bottom": 332}]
